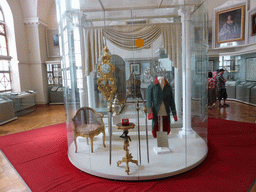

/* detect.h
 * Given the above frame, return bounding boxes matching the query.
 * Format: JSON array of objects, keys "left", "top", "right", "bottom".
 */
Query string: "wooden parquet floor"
[
  {"left": 0, "top": 104, "right": 66, "bottom": 137},
  {"left": 0, "top": 101, "right": 255, "bottom": 192},
  {"left": 207, "top": 100, "right": 256, "bottom": 124}
]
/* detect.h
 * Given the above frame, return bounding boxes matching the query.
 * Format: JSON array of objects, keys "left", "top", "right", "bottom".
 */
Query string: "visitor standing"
[
  {"left": 208, "top": 72, "right": 217, "bottom": 108},
  {"left": 216, "top": 69, "right": 229, "bottom": 107}
]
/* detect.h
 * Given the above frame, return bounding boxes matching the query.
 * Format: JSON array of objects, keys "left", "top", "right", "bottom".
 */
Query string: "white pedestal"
[
  {"left": 153, "top": 131, "right": 171, "bottom": 154},
  {"left": 153, "top": 147, "right": 171, "bottom": 154}
]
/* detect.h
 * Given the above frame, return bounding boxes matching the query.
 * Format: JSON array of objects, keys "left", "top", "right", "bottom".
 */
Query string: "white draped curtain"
[{"left": 83, "top": 23, "right": 181, "bottom": 75}]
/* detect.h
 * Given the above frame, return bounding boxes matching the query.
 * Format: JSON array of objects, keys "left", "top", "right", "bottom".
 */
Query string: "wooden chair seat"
[
  {"left": 76, "top": 124, "right": 102, "bottom": 135},
  {"left": 72, "top": 107, "right": 106, "bottom": 153}
]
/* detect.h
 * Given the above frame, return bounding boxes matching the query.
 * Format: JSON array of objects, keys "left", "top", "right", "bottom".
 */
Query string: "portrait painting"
[
  {"left": 53, "top": 34, "right": 59, "bottom": 46},
  {"left": 130, "top": 63, "right": 140, "bottom": 75},
  {"left": 251, "top": 13, "right": 256, "bottom": 36},
  {"left": 216, "top": 5, "right": 245, "bottom": 44}
]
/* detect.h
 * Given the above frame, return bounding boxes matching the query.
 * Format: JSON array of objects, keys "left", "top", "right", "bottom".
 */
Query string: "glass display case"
[
  {"left": 46, "top": 62, "right": 64, "bottom": 104},
  {"left": 0, "top": 91, "right": 37, "bottom": 116},
  {"left": 56, "top": 0, "right": 208, "bottom": 180},
  {"left": 0, "top": 96, "right": 17, "bottom": 125}
]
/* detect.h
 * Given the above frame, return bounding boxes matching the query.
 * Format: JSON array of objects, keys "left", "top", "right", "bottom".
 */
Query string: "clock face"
[{"left": 101, "top": 63, "right": 111, "bottom": 74}]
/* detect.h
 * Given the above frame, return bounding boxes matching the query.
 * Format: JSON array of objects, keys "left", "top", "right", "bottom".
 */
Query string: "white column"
[
  {"left": 174, "top": 67, "right": 182, "bottom": 119},
  {"left": 178, "top": 7, "right": 196, "bottom": 138},
  {"left": 23, "top": 18, "right": 49, "bottom": 104}
]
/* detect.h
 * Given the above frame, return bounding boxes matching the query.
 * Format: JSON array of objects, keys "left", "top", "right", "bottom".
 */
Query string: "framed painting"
[
  {"left": 53, "top": 34, "right": 59, "bottom": 46},
  {"left": 216, "top": 5, "right": 245, "bottom": 44},
  {"left": 130, "top": 63, "right": 140, "bottom": 75},
  {"left": 251, "top": 12, "right": 256, "bottom": 36},
  {"left": 46, "top": 29, "right": 60, "bottom": 57}
]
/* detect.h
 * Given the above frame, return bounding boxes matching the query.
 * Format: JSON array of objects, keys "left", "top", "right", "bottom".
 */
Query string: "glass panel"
[
  {"left": 0, "top": 10, "right": 4, "bottom": 21},
  {"left": 56, "top": 0, "right": 207, "bottom": 180},
  {"left": 47, "top": 73, "right": 54, "bottom": 84},
  {"left": 0, "top": 24, "right": 5, "bottom": 34},
  {"left": 0, "top": 35, "right": 7, "bottom": 56},
  {"left": 0, "top": 60, "right": 9, "bottom": 71},
  {"left": 188, "top": 0, "right": 208, "bottom": 168},
  {"left": 0, "top": 72, "right": 11, "bottom": 91}
]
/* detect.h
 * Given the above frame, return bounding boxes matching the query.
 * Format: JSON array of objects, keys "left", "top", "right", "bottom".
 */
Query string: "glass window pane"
[
  {"left": 76, "top": 69, "right": 82, "bottom": 78},
  {"left": 0, "top": 10, "right": 3, "bottom": 21},
  {"left": 0, "top": 72, "right": 11, "bottom": 91},
  {"left": 0, "top": 60, "right": 9, "bottom": 71},
  {"left": 0, "top": 24, "right": 5, "bottom": 34},
  {"left": 0, "top": 35, "right": 7, "bottom": 56},
  {"left": 48, "top": 73, "right": 53, "bottom": 84},
  {"left": 77, "top": 79, "right": 83, "bottom": 88}
]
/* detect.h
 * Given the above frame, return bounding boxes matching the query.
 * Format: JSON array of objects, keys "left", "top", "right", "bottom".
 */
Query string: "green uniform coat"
[{"left": 146, "top": 78, "right": 176, "bottom": 130}]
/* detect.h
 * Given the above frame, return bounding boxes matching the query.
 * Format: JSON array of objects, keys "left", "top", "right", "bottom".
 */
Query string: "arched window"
[{"left": 0, "top": 7, "right": 11, "bottom": 91}]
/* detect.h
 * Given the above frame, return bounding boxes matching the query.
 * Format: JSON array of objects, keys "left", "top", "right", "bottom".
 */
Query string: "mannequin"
[{"left": 147, "top": 76, "right": 177, "bottom": 138}]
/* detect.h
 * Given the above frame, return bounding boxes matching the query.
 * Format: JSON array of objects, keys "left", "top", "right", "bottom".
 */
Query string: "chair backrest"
[{"left": 72, "top": 107, "right": 103, "bottom": 129}]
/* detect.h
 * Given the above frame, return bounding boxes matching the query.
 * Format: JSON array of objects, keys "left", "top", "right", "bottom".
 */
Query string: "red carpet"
[{"left": 0, "top": 119, "right": 255, "bottom": 192}]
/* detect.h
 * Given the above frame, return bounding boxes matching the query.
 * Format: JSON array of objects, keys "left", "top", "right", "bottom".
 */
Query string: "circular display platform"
[{"left": 68, "top": 130, "right": 208, "bottom": 181}]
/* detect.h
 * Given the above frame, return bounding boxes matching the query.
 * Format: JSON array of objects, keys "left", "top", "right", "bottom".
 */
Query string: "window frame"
[{"left": 0, "top": 8, "right": 11, "bottom": 92}]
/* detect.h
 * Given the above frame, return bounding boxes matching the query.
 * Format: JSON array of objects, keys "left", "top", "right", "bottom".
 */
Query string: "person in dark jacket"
[
  {"left": 216, "top": 68, "right": 229, "bottom": 107},
  {"left": 147, "top": 76, "right": 177, "bottom": 138}
]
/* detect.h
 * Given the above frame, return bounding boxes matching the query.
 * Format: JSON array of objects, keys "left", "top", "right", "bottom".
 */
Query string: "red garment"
[
  {"left": 208, "top": 78, "right": 216, "bottom": 89},
  {"left": 212, "top": 71, "right": 217, "bottom": 79},
  {"left": 152, "top": 116, "right": 170, "bottom": 138}
]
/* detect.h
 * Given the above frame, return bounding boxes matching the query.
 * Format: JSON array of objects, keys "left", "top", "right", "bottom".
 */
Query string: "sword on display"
[
  {"left": 108, "top": 102, "right": 112, "bottom": 165},
  {"left": 136, "top": 100, "right": 141, "bottom": 164},
  {"left": 143, "top": 104, "right": 149, "bottom": 163}
]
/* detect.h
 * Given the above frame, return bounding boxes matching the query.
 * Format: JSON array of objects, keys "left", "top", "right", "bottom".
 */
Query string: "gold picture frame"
[
  {"left": 216, "top": 5, "right": 245, "bottom": 44},
  {"left": 251, "top": 12, "right": 256, "bottom": 36}
]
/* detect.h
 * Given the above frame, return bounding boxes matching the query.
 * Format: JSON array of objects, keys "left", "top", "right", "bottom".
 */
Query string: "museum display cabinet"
[
  {"left": 0, "top": 91, "right": 37, "bottom": 116},
  {"left": 56, "top": 0, "right": 208, "bottom": 180},
  {"left": 0, "top": 96, "right": 17, "bottom": 125},
  {"left": 215, "top": 54, "right": 256, "bottom": 104},
  {"left": 46, "top": 62, "right": 64, "bottom": 104}
]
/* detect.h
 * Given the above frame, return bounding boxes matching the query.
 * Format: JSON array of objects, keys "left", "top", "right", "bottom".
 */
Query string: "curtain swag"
[{"left": 84, "top": 23, "right": 181, "bottom": 75}]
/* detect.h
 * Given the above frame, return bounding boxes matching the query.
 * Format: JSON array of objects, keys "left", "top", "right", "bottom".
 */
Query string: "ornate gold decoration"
[
  {"left": 97, "top": 47, "right": 117, "bottom": 102},
  {"left": 116, "top": 123, "right": 138, "bottom": 175}
]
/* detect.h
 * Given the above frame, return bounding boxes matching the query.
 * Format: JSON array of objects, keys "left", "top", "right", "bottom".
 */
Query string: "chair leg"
[
  {"left": 89, "top": 136, "right": 94, "bottom": 153},
  {"left": 74, "top": 136, "right": 78, "bottom": 153},
  {"left": 86, "top": 136, "right": 89, "bottom": 145},
  {"left": 102, "top": 131, "right": 106, "bottom": 148}
]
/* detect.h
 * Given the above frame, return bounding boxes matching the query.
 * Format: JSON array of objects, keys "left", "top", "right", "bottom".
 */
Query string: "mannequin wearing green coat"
[{"left": 147, "top": 77, "right": 177, "bottom": 138}]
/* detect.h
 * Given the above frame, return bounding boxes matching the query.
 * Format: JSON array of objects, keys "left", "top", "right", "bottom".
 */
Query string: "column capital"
[{"left": 178, "top": 6, "right": 195, "bottom": 21}]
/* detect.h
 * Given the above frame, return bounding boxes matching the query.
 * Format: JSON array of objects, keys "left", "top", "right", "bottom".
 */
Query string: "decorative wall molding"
[{"left": 23, "top": 17, "right": 47, "bottom": 27}]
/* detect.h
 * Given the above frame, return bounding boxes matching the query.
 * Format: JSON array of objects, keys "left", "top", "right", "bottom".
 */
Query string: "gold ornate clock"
[{"left": 97, "top": 47, "right": 117, "bottom": 102}]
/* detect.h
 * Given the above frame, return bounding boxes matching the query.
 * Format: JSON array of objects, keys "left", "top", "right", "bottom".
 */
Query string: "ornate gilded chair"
[{"left": 72, "top": 107, "right": 106, "bottom": 153}]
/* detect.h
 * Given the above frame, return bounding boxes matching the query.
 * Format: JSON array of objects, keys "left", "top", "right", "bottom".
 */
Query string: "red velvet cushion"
[{"left": 76, "top": 124, "right": 102, "bottom": 135}]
